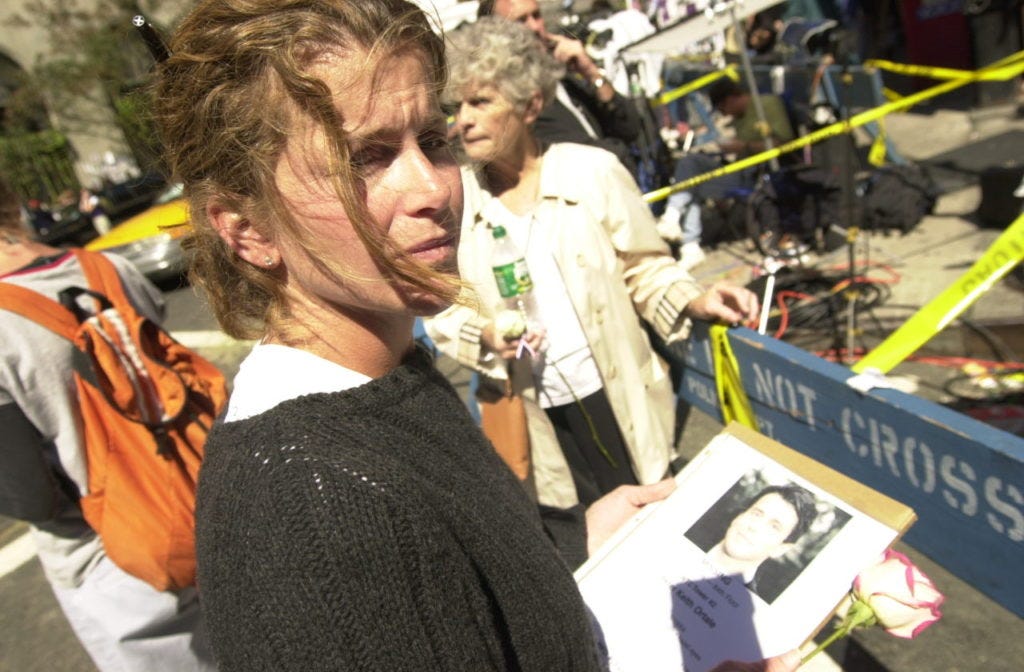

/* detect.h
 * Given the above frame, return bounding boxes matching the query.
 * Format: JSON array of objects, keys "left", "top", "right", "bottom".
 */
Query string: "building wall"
[{"left": 0, "top": 0, "right": 182, "bottom": 186}]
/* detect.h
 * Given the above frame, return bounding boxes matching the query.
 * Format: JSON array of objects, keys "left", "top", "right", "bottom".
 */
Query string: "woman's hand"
[
  {"left": 684, "top": 282, "right": 760, "bottom": 326},
  {"left": 585, "top": 479, "right": 676, "bottom": 556},
  {"left": 481, "top": 323, "right": 546, "bottom": 361}
]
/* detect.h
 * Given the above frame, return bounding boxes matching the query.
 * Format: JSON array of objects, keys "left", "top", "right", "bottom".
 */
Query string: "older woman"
[
  {"left": 152, "top": 1, "right": 676, "bottom": 669},
  {"left": 427, "top": 19, "right": 759, "bottom": 522}
]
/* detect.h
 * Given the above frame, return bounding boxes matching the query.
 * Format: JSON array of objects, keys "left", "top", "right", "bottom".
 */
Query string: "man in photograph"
[{"left": 695, "top": 484, "right": 817, "bottom": 603}]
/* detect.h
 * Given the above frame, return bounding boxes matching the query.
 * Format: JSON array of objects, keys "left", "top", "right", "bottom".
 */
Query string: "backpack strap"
[
  {"left": 0, "top": 282, "right": 80, "bottom": 341},
  {"left": 72, "top": 250, "right": 135, "bottom": 314}
]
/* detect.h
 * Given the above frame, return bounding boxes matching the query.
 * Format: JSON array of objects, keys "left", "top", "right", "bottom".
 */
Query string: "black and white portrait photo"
[{"left": 685, "top": 470, "right": 852, "bottom": 604}]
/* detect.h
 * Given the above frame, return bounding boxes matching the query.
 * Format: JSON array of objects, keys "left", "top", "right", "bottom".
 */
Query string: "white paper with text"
[{"left": 576, "top": 431, "right": 902, "bottom": 672}]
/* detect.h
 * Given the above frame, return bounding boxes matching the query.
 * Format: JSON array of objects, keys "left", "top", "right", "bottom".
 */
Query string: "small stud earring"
[{"left": 263, "top": 256, "right": 274, "bottom": 267}]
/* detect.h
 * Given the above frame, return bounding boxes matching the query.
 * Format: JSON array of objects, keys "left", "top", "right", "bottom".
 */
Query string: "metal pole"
[
  {"left": 726, "top": 2, "right": 779, "bottom": 172},
  {"left": 838, "top": 63, "right": 860, "bottom": 365},
  {"left": 758, "top": 257, "right": 782, "bottom": 335}
]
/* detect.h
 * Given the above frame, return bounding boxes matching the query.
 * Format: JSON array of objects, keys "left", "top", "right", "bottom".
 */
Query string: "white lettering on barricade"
[
  {"left": 751, "top": 364, "right": 818, "bottom": 429},
  {"left": 837, "top": 407, "right": 1024, "bottom": 542},
  {"left": 681, "top": 336, "right": 714, "bottom": 371},
  {"left": 840, "top": 409, "right": 903, "bottom": 476},
  {"left": 940, "top": 454, "right": 978, "bottom": 516},
  {"left": 675, "top": 322, "right": 1024, "bottom": 616},
  {"left": 985, "top": 478, "right": 1024, "bottom": 542},
  {"left": 686, "top": 374, "right": 717, "bottom": 407},
  {"left": 901, "top": 435, "right": 937, "bottom": 492}
]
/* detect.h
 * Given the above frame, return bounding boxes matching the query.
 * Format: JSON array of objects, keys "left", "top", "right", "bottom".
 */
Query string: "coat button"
[
  {"left": 607, "top": 365, "right": 617, "bottom": 379},
  {"left": 576, "top": 254, "right": 586, "bottom": 267}
]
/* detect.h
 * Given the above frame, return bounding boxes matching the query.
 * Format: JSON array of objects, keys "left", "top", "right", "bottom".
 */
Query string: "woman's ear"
[
  {"left": 523, "top": 91, "right": 544, "bottom": 126},
  {"left": 206, "top": 200, "right": 280, "bottom": 269}
]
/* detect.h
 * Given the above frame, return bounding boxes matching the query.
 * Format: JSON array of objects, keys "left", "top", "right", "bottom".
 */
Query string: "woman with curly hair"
[{"left": 427, "top": 18, "right": 759, "bottom": 553}]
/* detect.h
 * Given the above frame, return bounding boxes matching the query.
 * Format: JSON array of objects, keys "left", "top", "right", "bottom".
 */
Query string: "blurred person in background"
[
  {"left": 79, "top": 187, "right": 112, "bottom": 236},
  {"left": 0, "top": 174, "right": 215, "bottom": 671},
  {"left": 658, "top": 78, "right": 795, "bottom": 268},
  {"left": 479, "top": 0, "right": 643, "bottom": 173},
  {"left": 426, "top": 17, "right": 759, "bottom": 562}
]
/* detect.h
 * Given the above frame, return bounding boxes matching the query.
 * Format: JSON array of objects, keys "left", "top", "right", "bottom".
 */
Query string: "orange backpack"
[{"left": 0, "top": 249, "right": 227, "bottom": 591}]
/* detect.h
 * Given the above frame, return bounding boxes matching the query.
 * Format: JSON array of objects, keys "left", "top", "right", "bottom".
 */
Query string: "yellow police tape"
[
  {"left": 853, "top": 213, "right": 1024, "bottom": 375},
  {"left": 865, "top": 61, "right": 1007, "bottom": 82},
  {"left": 867, "top": 117, "right": 888, "bottom": 167},
  {"left": 710, "top": 324, "right": 758, "bottom": 430},
  {"left": 882, "top": 87, "right": 902, "bottom": 102},
  {"left": 652, "top": 66, "right": 740, "bottom": 108},
  {"left": 865, "top": 48, "right": 1024, "bottom": 81},
  {"left": 644, "top": 50, "right": 1024, "bottom": 204}
]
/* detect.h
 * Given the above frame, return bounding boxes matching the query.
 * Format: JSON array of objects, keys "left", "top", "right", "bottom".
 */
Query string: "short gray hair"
[{"left": 445, "top": 16, "right": 563, "bottom": 111}]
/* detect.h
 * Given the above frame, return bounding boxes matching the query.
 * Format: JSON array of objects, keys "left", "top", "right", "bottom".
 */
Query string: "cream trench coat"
[{"left": 425, "top": 143, "right": 705, "bottom": 509}]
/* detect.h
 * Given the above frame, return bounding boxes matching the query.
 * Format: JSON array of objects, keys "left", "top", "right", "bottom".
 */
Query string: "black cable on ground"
[{"left": 736, "top": 256, "right": 1024, "bottom": 427}]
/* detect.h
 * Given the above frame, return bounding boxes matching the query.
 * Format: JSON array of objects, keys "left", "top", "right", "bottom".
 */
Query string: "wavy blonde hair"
[
  {"left": 153, "top": 0, "right": 456, "bottom": 340},
  {"left": 444, "top": 16, "right": 563, "bottom": 112}
]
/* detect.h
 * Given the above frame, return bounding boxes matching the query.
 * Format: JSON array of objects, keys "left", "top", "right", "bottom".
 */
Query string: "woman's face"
[
  {"left": 273, "top": 50, "right": 462, "bottom": 319},
  {"left": 454, "top": 84, "right": 531, "bottom": 164}
]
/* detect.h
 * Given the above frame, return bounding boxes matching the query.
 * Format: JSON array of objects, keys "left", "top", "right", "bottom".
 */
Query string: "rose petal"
[
  {"left": 907, "top": 606, "right": 943, "bottom": 639},
  {"left": 864, "top": 593, "right": 937, "bottom": 637},
  {"left": 851, "top": 549, "right": 945, "bottom": 639},
  {"left": 869, "top": 593, "right": 943, "bottom": 638}
]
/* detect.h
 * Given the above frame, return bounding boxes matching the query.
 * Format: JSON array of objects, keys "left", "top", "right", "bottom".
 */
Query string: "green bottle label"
[{"left": 492, "top": 259, "right": 533, "bottom": 298}]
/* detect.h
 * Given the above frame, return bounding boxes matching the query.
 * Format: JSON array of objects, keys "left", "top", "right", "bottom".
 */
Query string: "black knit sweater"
[{"left": 195, "top": 347, "right": 602, "bottom": 671}]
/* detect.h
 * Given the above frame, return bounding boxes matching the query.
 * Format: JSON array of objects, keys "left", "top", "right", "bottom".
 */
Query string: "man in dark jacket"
[{"left": 479, "top": 0, "right": 643, "bottom": 172}]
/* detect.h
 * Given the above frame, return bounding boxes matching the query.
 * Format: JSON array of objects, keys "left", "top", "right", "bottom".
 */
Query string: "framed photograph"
[{"left": 575, "top": 423, "right": 916, "bottom": 672}]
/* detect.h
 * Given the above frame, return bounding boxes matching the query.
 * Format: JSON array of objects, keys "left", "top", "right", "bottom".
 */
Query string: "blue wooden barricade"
[{"left": 678, "top": 323, "right": 1024, "bottom": 617}]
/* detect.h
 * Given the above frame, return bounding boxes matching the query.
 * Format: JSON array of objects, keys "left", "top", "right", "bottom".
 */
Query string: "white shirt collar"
[
  {"left": 554, "top": 81, "right": 600, "bottom": 140},
  {"left": 223, "top": 343, "right": 372, "bottom": 422}
]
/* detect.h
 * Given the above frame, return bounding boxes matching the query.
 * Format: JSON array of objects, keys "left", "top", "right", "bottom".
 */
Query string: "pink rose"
[
  {"left": 851, "top": 549, "right": 944, "bottom": 638},
  {"left": 802, "top": 549, "right": 945, "bottom": 666}
]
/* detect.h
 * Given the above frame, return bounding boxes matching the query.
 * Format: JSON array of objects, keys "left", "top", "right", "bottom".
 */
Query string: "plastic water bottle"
[{"left": 490, "top": 225, "right": 538, "bottom": 323}]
